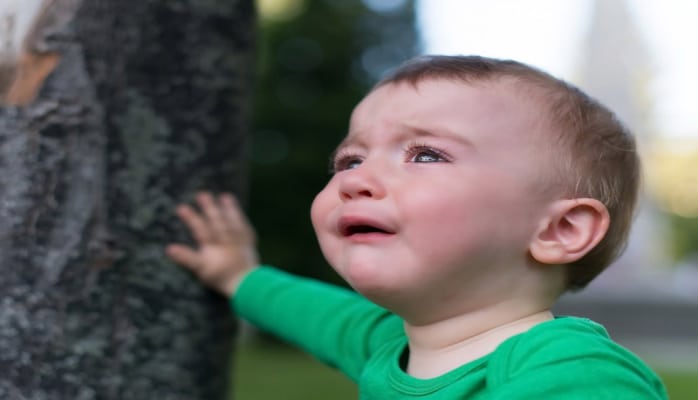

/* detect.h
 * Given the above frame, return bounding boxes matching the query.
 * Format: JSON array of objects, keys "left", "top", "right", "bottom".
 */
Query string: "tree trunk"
[{"left": 0, "top": 1, "right": 255, "bottom": 399}]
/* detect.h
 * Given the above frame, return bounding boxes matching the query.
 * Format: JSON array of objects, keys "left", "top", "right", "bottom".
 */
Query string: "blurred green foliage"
[
  {"left": 667, "top": 214, "right": 698, "bottom": 263},
  {"left": 247, "top": 0, "right": 418, "bottom": 283}
]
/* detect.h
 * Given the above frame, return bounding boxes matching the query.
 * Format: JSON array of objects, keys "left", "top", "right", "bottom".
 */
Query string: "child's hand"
[{"left": 166, "top": 192, "right": 259, "bottom": 297}]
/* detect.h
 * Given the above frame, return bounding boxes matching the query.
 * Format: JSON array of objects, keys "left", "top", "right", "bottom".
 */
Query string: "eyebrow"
[
  {"left": 336, "top": 122, "right": 473, "bottom": 150},
  {"left": 398, "top": 123, "right": 474, "bottom": 146}
]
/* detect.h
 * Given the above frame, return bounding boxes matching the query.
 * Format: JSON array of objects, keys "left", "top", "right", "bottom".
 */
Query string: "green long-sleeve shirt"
[{"left": 233, "top": 267, "right": 667, "bottom": 399}]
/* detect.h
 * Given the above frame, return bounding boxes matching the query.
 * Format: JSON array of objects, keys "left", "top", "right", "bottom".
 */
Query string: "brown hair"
[{"left": 377, "top": 55, "right": 641, "bottom": 291}]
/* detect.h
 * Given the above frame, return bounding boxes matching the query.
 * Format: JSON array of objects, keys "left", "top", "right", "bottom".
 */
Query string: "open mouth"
[
  {"left": 342, "top": 224, "right": 389, "bottom": 236},
  {"left": 338, "top": 217, "right": 394, "bottom": 237}
]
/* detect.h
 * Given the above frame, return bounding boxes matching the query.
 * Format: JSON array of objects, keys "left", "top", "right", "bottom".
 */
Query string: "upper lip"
[{"left": 337, "top": 215, "right": 395, "bottom": 237}]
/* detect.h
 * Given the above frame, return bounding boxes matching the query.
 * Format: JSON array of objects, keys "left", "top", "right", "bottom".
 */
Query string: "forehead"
[{"left": 347, "top": 78, "right": 547, "bottom": 143}]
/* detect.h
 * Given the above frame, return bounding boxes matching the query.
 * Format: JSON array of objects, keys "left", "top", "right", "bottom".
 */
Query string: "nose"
[{"left": 338, "top": 162, "right": 386, "bottom": 201}]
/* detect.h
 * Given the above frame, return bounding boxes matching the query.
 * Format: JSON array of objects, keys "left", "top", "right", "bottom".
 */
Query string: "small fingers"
[
  {"left": 219, "top": 193, "right": 253, "bottom": 237},
  {"left": 197, "top": 192, "right": 232, "bottom": 240},
  {"left": 221, "top": 193, "right": 246, "bottom": 230},
  {"left": 176, "top": 203, "right": 214, "bottom": 244},
  {"left": 165, "top": 244, "right": 202, "bottom": 271}
]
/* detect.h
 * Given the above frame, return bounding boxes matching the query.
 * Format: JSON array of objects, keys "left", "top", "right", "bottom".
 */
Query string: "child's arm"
[
  {"left": 166, "top": 193, "right": 403, "bottom": 381},
  {"left": 166, "top": 192, "right": 258, "bottom": 297}
]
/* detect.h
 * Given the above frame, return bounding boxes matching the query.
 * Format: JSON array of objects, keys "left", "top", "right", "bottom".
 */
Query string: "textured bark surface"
[{"left": 0, "top": 0, "right": 255, "bottom": 398}]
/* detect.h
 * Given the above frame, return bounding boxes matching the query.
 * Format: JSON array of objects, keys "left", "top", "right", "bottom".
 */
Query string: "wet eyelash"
[
  {"left": 329, "top": 149, "right": 363, "bottom": 173},
  {"left": 403, "top": 141, "right": 452, "bottom": 162}
]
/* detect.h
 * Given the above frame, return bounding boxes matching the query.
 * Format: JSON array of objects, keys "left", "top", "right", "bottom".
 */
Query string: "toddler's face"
[{"left": 310, "top": 79, "right": 557, "bottom": 322}]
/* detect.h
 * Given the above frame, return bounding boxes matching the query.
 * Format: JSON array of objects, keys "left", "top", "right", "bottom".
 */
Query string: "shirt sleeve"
[{"left": 232, "top": 266, "right": 404, "bottom": 381}]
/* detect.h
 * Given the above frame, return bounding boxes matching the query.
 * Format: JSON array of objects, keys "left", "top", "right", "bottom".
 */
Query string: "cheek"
[
  {"left": 310, "top": 183, "right": 338, "bottom": 244},
  {"left": 310, "top": 186, "right": 346, "bottom": 273},
  {"left": 419, "top": 183, "right": 540, "bottom": 254},
  {"left": 310, "top": 190, "right": 328, "bottom": 234},
  {"left": 404, "top": 187, "right": 478, "bottom": 223},
  {"left": 400, "top": 190, "right": 475, "bottom": 245},
  {"left": 402, "top": 187, "right": 519, "bottom": 252}
]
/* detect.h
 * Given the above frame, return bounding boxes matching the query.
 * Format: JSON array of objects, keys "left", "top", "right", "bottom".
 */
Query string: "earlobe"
[{"left": 529, "top": 199, "right": 610, "bottom": 265}]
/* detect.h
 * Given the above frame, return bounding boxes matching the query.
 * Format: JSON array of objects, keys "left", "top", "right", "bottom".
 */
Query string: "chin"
[{"left": 341, "top": 263, "right": 399, "bottom": 300}]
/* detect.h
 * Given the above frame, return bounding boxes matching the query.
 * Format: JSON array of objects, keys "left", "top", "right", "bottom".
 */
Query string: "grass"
[
  {"left": 232, "top": 341, "right": 697, "bottom": 399},
  {"left": 232, "top": 341, "right": 357, "bottom": 400},
  {"left": 660, "top": 371, "right": 698, "bottom": 400}
]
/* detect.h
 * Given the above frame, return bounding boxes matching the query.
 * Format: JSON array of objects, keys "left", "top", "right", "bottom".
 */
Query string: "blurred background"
[{"left": 236, "top": 0, "right": 698, "bottom": 398}]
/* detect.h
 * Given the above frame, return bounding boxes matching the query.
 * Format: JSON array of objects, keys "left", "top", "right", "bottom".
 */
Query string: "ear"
[{"left": 529, "top": 199, "right": 610, "bottom": 265}]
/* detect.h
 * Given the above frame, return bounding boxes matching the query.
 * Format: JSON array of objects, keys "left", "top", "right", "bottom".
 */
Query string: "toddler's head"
[{"left": 376, "top": 55, "right": 640, "bottom": 291}]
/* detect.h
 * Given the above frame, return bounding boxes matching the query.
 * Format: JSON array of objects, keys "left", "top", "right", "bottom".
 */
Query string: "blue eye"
[
  {"left": 332, "top": 154, "right": 363, "bottom": 173},
  {"left": 412, "top": 151, "right": 442, "bottom": 163},
  {"left": 406, "top": 143, "right": 450, "bottom": 163}
]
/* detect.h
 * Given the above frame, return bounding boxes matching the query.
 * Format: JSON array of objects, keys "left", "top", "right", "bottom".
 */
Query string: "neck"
[{"left": 403, "top": 303, "right": 554, "bottom": 379}]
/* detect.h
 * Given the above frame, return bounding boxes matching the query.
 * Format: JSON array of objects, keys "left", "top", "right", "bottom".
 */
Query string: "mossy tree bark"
[{"left": 0, "top": 0, "right": 255, "bottom": 398}]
